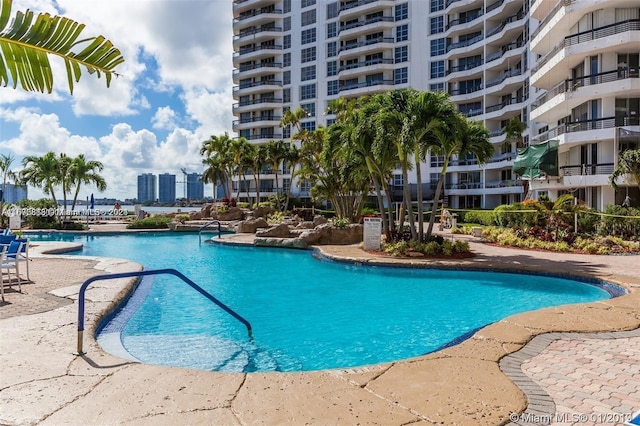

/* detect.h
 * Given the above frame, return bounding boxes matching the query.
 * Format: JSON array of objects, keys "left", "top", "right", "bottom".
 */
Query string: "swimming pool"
[{"left": 31, "top": 232, "right": 616, "bottom": 372}]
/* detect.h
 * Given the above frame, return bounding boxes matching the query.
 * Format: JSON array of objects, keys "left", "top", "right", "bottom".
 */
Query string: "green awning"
[{"left": 512, "top": 140, "right": 559, "bottom": 179}]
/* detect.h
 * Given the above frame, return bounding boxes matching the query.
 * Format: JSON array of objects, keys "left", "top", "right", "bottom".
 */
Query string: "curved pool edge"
[{"left": 22, "top": 238, "right": 640, "bottom": 425}]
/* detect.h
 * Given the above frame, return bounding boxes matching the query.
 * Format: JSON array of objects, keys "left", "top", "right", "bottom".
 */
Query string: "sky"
[{"left": 0, "top": 0, "right": 235, "bottom": 201}]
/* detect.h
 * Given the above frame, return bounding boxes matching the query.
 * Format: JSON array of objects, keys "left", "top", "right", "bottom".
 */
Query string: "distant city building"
[
  {"left": 137, "top": 173, "right": 156, "bottom": 203},
  {"left": 0, "top": 183, "right": 28, "bottom": 203},
  {"left": 186, "top": 173, "right": 204, "bottom": 200},
  {"left": 158, "top": 173, "right": 176, "bottom": 203}
]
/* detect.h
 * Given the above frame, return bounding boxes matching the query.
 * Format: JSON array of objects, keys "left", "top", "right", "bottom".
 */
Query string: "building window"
[
  {"left": 283, "top": 16, "right": 291, "bottom": 31},
  {"left": 301, "top": 9, "right": 316, "bottom": 26},
  {"left": 283, "top": 34, "right": 291, "bottom": 49},
  {"left": 395, "top": 45, "right": 408, "bottom": 63},
  {"left": 430, "top": 38, "right": 446, "bottom": 56},
  {"left": 327, "top": 41, "right": 337, "bottom": 57},
  {"left": 283, "top": 126, "right": 291, "bottom": 139},
  {"left": 327, "top": 22, "right": 337, "bottom": 38},
  {"left": 301, "top": 28, "right": 316, "bottom": 44},
  {"left": 394, "top": 67, "right": 408, "bottom": 84},
  {"left": 327, "top": 61, "right": 337, "bottom": 76},
  {"left": 301, "top": 103, "right": 316, "bottom": 117},
  {"left": 430, "top": 16, "right": 443, "bottom": 34},
  {"left": 430, "top": 0, "right": 444, "bottom": 12},
  {"left": 301, "top": 0, "right": 316, "bottom": 7},
  {"left": 300, "top": 83, "right": 316, "bottom": 100},
  {"left": 283, "top": 52, "right": 291, "bottom": 67},
  {"left": 283, "top": 0, "right": 291, "bottom": 13},
  {"left": 430, "top": 60, "right": 445, "bottom": 78},
  {"left": 301, "top": 46, "right": 316, "bottom": 63},
  {"left": 283, "top": 88, "right": 291, "bottom": 103},
  {"left": 393, "top": 174, "right": 403, "bottom": 186},
  {"left": 283, "top": 70, "right": 291, "bottom": 85},
  {"left": 396, "top": 24, "right": 408, "bottom": 42},
  {"left": 395, "top": 3, "right": 408, "bottom": 21},
  {"left": 327, "top": 79, "right": 339, "bottom": 95},
  {"left": 327, "top": 2, "right": 338, "bottom": 19},
  {"left": 301, "top": 121, "right": 316, "bottom": 132},
  {"left": 300, "top": 179, "right": 312, "bottom": 194},
  {"left": 430, "top": 82, "right": 445, "bottom": 91},
  {"left": 301, "top": 65, "right": 316, "bottom": 81}
]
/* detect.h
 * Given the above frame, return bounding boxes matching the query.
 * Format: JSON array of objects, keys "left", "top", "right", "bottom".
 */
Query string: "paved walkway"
[{"left": 0, "top": 231, "right": 639, "bottom": 425}]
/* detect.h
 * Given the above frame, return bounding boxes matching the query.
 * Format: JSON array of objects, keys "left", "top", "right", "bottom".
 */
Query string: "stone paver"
[{"left": 0, "top": 228, "right": 639, "bottom": 425}]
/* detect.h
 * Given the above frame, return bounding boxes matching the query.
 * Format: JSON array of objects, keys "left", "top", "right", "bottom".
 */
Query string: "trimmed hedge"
[{"left": 126, "top": 216, "right": 172, "bottom": 229}]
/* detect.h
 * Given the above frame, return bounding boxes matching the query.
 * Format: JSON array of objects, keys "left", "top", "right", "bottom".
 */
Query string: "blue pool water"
[{"left": 31, "top": 232, "right": 614, "bottom": 372}]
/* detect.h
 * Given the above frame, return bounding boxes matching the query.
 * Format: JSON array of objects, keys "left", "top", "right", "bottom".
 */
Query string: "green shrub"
[
  {"left": 215, "top": 205, "right": 229, "bottom": 215},
  {"left": 126, "top": 216, "right": 172, "bottom": 229},
  {"left": 333, "top": 217, "right": 349, "bottom": 228},
  {"left": 17, "top": 199, "right": 60, "bottom": 229},
  {"left": 267, "top": 211, "right": 284, "bottom": 224},
  {"left": 453, "top": 240, "right": 469, "bottom": 253},
  {"left": 461, "top": 210, "right": 495, "bottom": 226},
  {"left": 237, "top": 202, "right": 249, "bottom": 209},
  {"left": 384, "top": 240, "right": 408, "bottom": 257}
]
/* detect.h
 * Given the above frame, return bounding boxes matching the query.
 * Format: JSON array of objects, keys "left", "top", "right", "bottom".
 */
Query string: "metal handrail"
[
  {"left": 76, "top": 269, "right": 252, "bottom": 355},
  {"left": 199, "top": 219, "right": 222, "bottom": 242}
]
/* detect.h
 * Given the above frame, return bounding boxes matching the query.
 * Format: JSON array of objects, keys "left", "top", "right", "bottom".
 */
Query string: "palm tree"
[
  {"left": 0, "top": 153, "right": 17, "bottom": 225},
  {"left": 407, "top": 91, "right": 457, "bottom": 240},
  {"left": 504, "top": 116, "right": 527, "bottom": 149},
  {"left": 202, "top": 156, "right": 228, "bottom": 200},
  {"left": 425, "top": 115, "right": 493, "bottom": 239},
  {"left": 57, "top": 153, "right": 73, "bottom": 218},
  {"left": 0, "top": 0, "right": 124, "bottom": 94},
  {"left": 265, "top": 139, "right": 287, "bottom": 209},
  {"left": 374, "top": 89, "right": 419, "bottom": 240},
  {"left": 610, "top": 149, "right": 640, "bottom": 191},
  {"left": 227, "top": 137, "right": 251, "bottom": 201},
  {"left": 69, "top": 154, "right": 107, "bottom": 212},
  {"left": 21, "top": 152, "right": 61, "bottom": 208},
  {"left": 248, "top": 144, "right": 269, "bottom": 207},
  {"left": 282, "top": 143, "right": 299, "bottom": 211},
  {"left": 200, "top": 133, "right": 234, "bottom": 199}
]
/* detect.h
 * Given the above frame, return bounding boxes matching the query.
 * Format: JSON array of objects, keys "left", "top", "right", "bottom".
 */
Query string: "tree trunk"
[
  {"left": 371, "top": 174, "right": 388, "bottom": 237},
  {"left": 415, "top": 150, "right": 424, "bottom": 241},
  {"left": 402, "top": 161, "right": 417, "bottom": 240},
  {"left": 382, "top": 180, "right": 395, "bottom": 237},
  {"left": 426, "top": 173, "right": 445, "bottom": 239}
]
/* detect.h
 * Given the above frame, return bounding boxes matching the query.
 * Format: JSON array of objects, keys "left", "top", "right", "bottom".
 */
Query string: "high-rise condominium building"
[
  {"left": 186, "top": 173, "right": 204, "bottom": 200},
  {"left": 158, "top": 173, "right": 176, "bottom": 203},
  {"left": 0, "top": 183, "right": 28, "bottom": 203},
  {"left": 527, "top": 0, "right": 639, "bottom": 210},
  {"left": 137, "top": 173, "right": 156, "bottom": 203},
  {"left": 232, "top": 0, "right": 639, "bottom": 210}
]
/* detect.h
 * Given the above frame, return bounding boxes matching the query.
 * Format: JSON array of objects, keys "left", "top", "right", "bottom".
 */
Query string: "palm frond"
[{"left": 0, "top": 0, "right": 124, "bottom": 94}]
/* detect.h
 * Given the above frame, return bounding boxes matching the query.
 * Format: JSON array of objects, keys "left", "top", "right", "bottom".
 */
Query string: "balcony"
[
  {"left": 532, "top": 19, "right": 640, "bottom": 85},
  {"left": 338, "top": 57, "right": 394, "bottom": 74},
  {"left": 339, "top": 0, "right": 396, "bottom": 19},
  {"left": 485, "top": 12, "right": 524, "bottom": 40},
  {"left": 233, "top": 79, "right": 283, "bottom": 95},
  {"left": 449, "top": 84, "right": 483, "bottom": 96},
  {"left": 339, "top": 16, "right": 394, "bottom": 35},
  {"left": 233, "top": 62, "right": 282, "bottom": 81},
  {"left": 531, "top": 68, "right": 640, "bottom": 118},
  {"left": 234, "top": 44, "right": 282, "bottom": 59},
  {"left": 447, "top": 59, "right": 484, "bottom": 76},
  {"left": 339, "top": 37, "right": 395, "bottom": 53},
  {"left": 485, "top": 96, "right": 523, "bottom": 114},
  {"left": 339, "top": 79, "right": 395, "bottom": 96},
  {"left": 485, "top": 39, "right": 525, "bottom": 67},
  {"left": 233, "top": 97, "right": 283, "bottom": 113},
  {"left": 485, "top": 68, "right": 521, "bottom": 88},
  {"left": 447, "top": 34, "right": 484, "bottom": 53},
  {"left": 233, "top": 115, "right": 283, "bottom": 126},
  {"left": 532, "top": 116, "right": 639, "bottom": 145},
  {"left": 446, "top": 11, "right": 484, "bottom": 32},
  {"left": 234, "top": 26, "right": 282, "bottom": 44},
  {"left": 234, "top": 7, "right": 282, "bottom": 26},
  {"left": 560, "top": 163, "right": 614, "bottom": 177}
]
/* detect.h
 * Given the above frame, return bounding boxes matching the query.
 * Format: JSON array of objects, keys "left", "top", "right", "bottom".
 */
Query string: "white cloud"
[{"left": 152, "top": 106, "right": 179, "bottom": 130}]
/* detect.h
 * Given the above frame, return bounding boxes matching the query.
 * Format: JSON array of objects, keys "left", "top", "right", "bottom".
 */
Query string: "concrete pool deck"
[{"left": 1, "top": 230, "right": 639, "bottom": 425}]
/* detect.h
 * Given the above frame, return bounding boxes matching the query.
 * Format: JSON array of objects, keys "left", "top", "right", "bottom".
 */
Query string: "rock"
[
  {"left": 255, "top": 237, "right": 308, "bottom": 249},
  {"left": 256, "top": 223, "right": 291, "bottom": 238},
  {"left": 296, "top": 221, "right": 315, "bottom": 229},
  {"left": 313, "top": 223, "right": 363, "bottom": 245},
  {"left": 235, "top": 217, "right": 268, "bottom": 233},
  {"left": 253, "top": 205, "right": 272, "bottom": 218},
  {"left": 189, "top": 211, "right": 203, "bottom": 220},
  {"left": 312, "top": 215, "right": 328, "bottom": 227},
  {"left": 201, "top": 204, "right": 213, "bottom": 218},
  {"left": 213, "top": 206, "right": 244, "bottom": 221}
]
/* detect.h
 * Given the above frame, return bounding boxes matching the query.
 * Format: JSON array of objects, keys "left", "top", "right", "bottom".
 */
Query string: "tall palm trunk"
[
  {"left": 414, "top": 150, "right": 424, "bottom": 241},
  {"left": 370, "top": 174, "right": 388, "bottom": 237},
  {"left": 426, "top": 171, "right": 446, "bottom": 238},
  {"left": 401, "top": 158, "right": 417, "bottom": 240}
]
